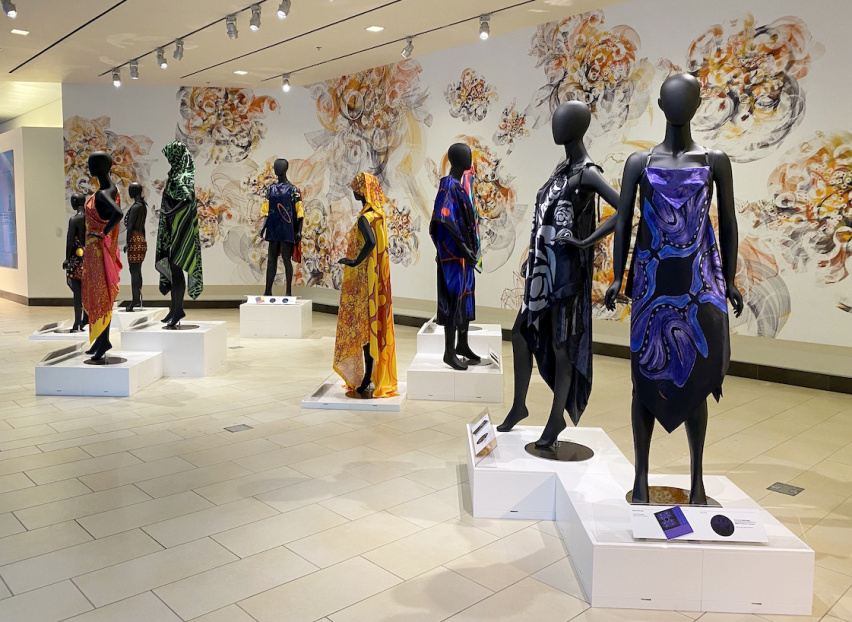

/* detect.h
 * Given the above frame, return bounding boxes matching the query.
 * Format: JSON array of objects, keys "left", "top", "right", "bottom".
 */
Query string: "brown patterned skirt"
[{"left": 128, "top": 231, "right": 147, "bottom": 264}]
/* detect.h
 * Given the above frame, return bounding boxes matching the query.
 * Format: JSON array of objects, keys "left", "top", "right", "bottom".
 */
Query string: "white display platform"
[
  {"left": 302, "top": 374, "right": 406, "bottom": 412},
  {"left": 35, "top": 351, "right": 163, "bottom": 397},
  {"left": 120, "top": 321, "right": 227, "bottom": 378},
  {"left": 407, "top": 354, "right": 503, "bottom": 402},
  {"left": 112, "top": 307, "right": 167, "bottom": 331},
  {"left": 240, "top": 298, "right": 312, "bottom": 338},
  {"left": 416, "top": 320, "right": 503, "bottom": 357},
  {"left": 30, "top": 320, "right": 97, "bottom": 341},
  {"left": 467, "top": 426, "right": 814, "bottom": 615}
]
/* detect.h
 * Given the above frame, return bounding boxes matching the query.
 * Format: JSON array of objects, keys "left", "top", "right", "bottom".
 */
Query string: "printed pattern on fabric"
[
  {"left": 82, "top": 194, "right": 122, "bottom": 344},
  {"left": 261, "top": 183, "right": 304, "bottom": 243},
  {"left": 127, "top": 231, "right": 147, "bottom": 264},
  {"left": 66, "top": 237, "right": 84, "bottom": 281}
]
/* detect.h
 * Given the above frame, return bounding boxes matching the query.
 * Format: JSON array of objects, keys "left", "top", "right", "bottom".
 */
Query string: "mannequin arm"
[
  {"left": 294, "top": 217, "right": 303, "bottom": 242},
  {"left": 711, "top": 150, "right": 744, "bottom": 316},
  {"left": 604, "top": 152, "right": 645, "bottom": 310},
  {"left": 99, "top": 189, "right": 123, "bottom": 237},
  {"left": 339, "top": 215, "right": 376, "bottom": 267},
  {"left": 65, "top": 221, "right": 76, "bottom": 261},
  {"left": 557, "top": 167, "right": 620, "bottom": 248}
]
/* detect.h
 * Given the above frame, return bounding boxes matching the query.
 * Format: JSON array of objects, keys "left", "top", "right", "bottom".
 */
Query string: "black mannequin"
[
  {"left": 86, "top": 152, "right": 123, "bottom": 361},
  {"left": 605, "top": 74, "right": 744, "bottom": 505},
  {"left": 63, "top": 193, "right": 88, "bottom": 332},
  {"left": 263, "top": 158, "right": 303, "bottom": 297},
  {"left": 338, "top": 191, "right": 377, "bottom": 393},
  {"left": 497, "top": 101, "right": 619, "bottom": 448},
  {"left": 438, "top": 143, "right": 481, "bottom": 370},
  {"left": 124, "top": 182, "right": 147, "bottom": 311}
]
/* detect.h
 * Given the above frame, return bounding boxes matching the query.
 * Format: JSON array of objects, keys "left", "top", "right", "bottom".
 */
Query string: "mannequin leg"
[
  {"left": 631, "top": 394, "right": 655, "bottom": 504},
  {"left": 686, "top": 401, "right": 709, "bottom": 505},
  {"left": 129, "top": 264, "right": 143, "bottom": 310},
  {"left": 69, "top": 279, "right": 84, "bottom": 331},
  {"left": 455, "top": 322, "right": 481, "bottom": 363},
  {"left": 497, "top": 311, "right": 532, "bottom": 431},
  {"left": 265, "top": 242, "right": 281, "bottom": 296},
  {"left": 166, "top": 261, "right": 186, "bottom": 327},
  {"left": 282, "top": 242, "right": 294, "bottom": 297},
  {"left": 443, "top": 323, "right": 467, "bottom": 370},
  {"left": 357, "top": 344, "right": 374, "bottom": 393},
  {"left": 89, "top": 321, "right": 113, "bottom": 361},
  {"left": 535, "top": 309, "right": 572, "bottom": 448}
]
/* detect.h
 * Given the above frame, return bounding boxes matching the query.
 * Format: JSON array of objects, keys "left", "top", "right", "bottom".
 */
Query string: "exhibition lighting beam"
[
  {"left": 401, "top": 37, "right": 413, "bottom": 59},
  {"left": 112, "top": 68, "right": 121, "bottom": 87},
  {"left": 479, "top": 14, "right": 490, "bottom": 40},
  {"left": 281, "top": 74, "right": 291, "bottom": 92},
  {"left": 1, "top": 0, "right": 16, "bottom": 18},
  {"left": 277, "top": 0, "right": 290, "bottom": 19},
  {"left": 173, "top": 39, "right": 184, "bottom": 61},
  {"left": 250, "top": 4, "right": 261, "bottom": 31},
  {"left": 226, "top": 15, "right": 238, "bottom": 39},
  {"left": 157, "top": 48, "right": 167, "bottom": 69},
  {"left": 129, "top": 59, "right": 139, "bottom": 79}
]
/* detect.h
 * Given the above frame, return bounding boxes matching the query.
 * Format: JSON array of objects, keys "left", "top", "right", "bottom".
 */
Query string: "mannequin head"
[
  {"left": 273, "top": 158, "right": 289, "bottom": 179},
  {"left": 128, "top": 182, "right": 143, "bottom": 200},
  {"left": 552, "top": 101, "right": 591, "bottom": 145},
  {"left": 70, "top": 193, "right": 85, "bottom": 212},
  {"left": 658, "top": 74, "right": 701, "bottom": 126},
  {"left": 448, "top": 143, "right": 472, "bottom": 181},
  {"left": 87, "top": 151, "right": 112, "bottom": 179},
  {"left": 353, "top": 190, "right": 366, "bottom": 205}
]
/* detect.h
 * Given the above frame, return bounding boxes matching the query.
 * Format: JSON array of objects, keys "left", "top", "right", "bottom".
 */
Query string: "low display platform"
[
  {"left": 407, "top": 353, "right": 503, "bottom": 402},
  {"left": 416, "top": 319, "right": 503, "bottom": 357},
  {"left": 468, "top": 426, "right": 814, "bottom": 615},
  {"left": 30, "top": 320, "right": 97, "bottom": 341},
  {"left": 240, "top": 296, "right": 312, "bottom": 338},
  {"left": 302, "top": 373, "right": 406, "bottom": 411},
  {"left": 35, "top": 350, "right": 163, "bottom": 397},
  {"left": 112, "top": 307, "right": 167, "bottom": 331},
  {"left": 120, "top": 320, "right": 227, "bottom": 377}
]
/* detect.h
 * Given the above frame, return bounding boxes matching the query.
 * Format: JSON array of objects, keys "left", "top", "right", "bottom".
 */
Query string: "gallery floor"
[{"left": 1, "top": 299, "right": 851, "bottom": 622}]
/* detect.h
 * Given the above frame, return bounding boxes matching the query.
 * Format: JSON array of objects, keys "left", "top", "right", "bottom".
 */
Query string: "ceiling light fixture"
[
  {"left": 226, "top": 15, "right": 238, "bottom": 39},
  {"left": 157, "top": 48, "right": 168, "bottom": 69},
  {"left": 173, "top": 39, "right": 184, "bottom": 61},
  {"left": 129, "top": 60, "right": 139, "bottom": 79},
  {"left": 365, "top": 25, "right": 384, "bottom": 32},
  {"left": 234, "top": 70, "right": 248, "bottom": 75},
  {"left": 401, "top": 37, "right": 413, "bottom": 59},
  {"left": 249, "top": 4, "right": 261, "bottom": 31},
  {"left": 1, "top": 0, "right": 16, "bottom": 18},
  {"left": 277, "top": 0, "right": 290, "bottom": 19},
  {"left": 112, "top": 68, "right": 121, "bottom": 88},
  {"left": 10, "top": 27, "right": 27, "bottom": 35},
  {"left": 479, "top": 14, "right": 490, "bottom": 40},
  {"left": 281, "top": 74, "right": 291, "bottom": 92}
]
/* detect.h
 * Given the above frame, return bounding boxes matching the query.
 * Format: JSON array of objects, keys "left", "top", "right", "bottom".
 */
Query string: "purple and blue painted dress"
[
  {"left": 431, "top": 176, "right": 480, "bottom": 326},
  {"left": 626, "top": 149, "right": 730, "bottom": 432}
]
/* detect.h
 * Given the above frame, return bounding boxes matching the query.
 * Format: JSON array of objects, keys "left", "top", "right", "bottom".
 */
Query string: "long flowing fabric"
[
  {"left": 333, "top": 173, "right": 398, "bottom": 398},
  {"left": 82, "top": 194, "right": 122, "bottom": 344},
  {"left": 156, "top": 141, "right": 203, "bottom": 299},
  {"left": 460, "top": 167, "right": 483, "bottom": 271},
  {"left": 626, "top": 150, "right": 730, "bottom": 432}
]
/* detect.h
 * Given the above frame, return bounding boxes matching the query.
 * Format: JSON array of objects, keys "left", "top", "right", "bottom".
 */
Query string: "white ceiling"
[{"left": 0, "top": 0, "right": 619, "bottom": 89}]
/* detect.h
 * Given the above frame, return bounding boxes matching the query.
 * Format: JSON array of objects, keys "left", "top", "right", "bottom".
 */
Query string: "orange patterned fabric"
[
  {"left": 82, "top": 193, "right": 122, "bottom": 344},
  {"left": 333, "top": 174, "right": 398, "bottom": 398}
]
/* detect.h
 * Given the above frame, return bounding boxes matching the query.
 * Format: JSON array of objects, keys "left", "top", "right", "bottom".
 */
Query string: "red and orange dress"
[{"left": 81, "top": 194, "right": 122, "bottom": 343}]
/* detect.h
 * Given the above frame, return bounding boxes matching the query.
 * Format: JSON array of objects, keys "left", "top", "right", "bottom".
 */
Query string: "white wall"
[{"left": 0, "top": 98, "right": 63, "bottom": 134}]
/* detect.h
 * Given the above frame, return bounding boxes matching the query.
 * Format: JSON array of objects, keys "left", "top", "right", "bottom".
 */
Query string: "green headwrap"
[{"left": 163, "top": 141, "right": 195, "bottom": 202}]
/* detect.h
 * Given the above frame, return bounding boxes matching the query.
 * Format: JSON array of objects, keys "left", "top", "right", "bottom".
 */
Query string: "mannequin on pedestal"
[
  {"left": 81, "top": 152, "right": 122, "bottom": 362},
  {"left": 156, "top": 141, "right": 203, "bottom": 329},
  {"left": 63, "top": 193, "right": 88, "bottom": 332},
  {"left": 124, "top": 182, "right": 147, "bottom": 311},
  {"left": 431, "top": 143, "right": 482, "bottom": 370},
  {"left": 605, "top": 74, "right": 743, "bottom": 505},
  {"left": 260, "top": 158, "right": 303, "bottom": 297},
  {"left": 498, "top": 101, "right": 619, "bottom": 448}
]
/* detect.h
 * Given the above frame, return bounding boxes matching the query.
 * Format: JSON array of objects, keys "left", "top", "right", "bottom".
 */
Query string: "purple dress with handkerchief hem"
[{"left": 626, "top": 150, "right": 730, "bottom": 432}]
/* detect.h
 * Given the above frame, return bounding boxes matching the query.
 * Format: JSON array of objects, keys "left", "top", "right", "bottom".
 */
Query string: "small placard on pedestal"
[
  {"left": 121, "top": 321, "right": 227, "bottom": 377},
  {"left": 112, "top": 307, "right": 167, "bottom": 331},
  {"left": 29, "top": 321, "right": 99, "bottom": 341},
  {"left": 35, "top": 350, "right": 163, "bottom": 397},
  {"left": 240, "top": 297, "right": 312, "bottom": 338}
]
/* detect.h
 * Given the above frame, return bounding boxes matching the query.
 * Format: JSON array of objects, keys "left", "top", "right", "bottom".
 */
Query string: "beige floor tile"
[
  {"left": 368, "top": 429, "right": 455, "bottom": 457},
  {"left": 387, "top": 484, "right": 467, "bottom": 528},
  {"left": 289, "top": 445, "right": 388, "bottom": 478},
  {"left": 569, "top": 607, "right": 695, "bottom": 621},
  {"left": 213, "top": 504, "right": 348, "bottom": 558},
  {"left": 330, "top": 566, "right": 492, "bottom": 622},
  {"left": 256, "top": 472, "right": 371, "bottom": 513},
  {"left": 78, "top": 490, "right": 214, "bottom": 538},
  {"left": 363, "top": 519, "right": 499, "bottom": 580},
  {"left": 239, "top": 556, "right": 400, "bottom": 622},
  {"left": 266, "top": 422, "right": 354, "bottom": 448},
  {"left": 189, "top": 604, "right": 257, "bottom": 622},
  {"left": 532, "top": 557, "right": 587, "bottom": 601},
  {"left": 829, "top": 583, "right": 852, "bottom": 621},
  {"left": 0, "top": 529, "right": 163, "bottom": 594},
  {"left": 0, "top": 520, "right": 93, "bottom": 566},
  {"left": 195, "top": 465, "right": 309, "bottom": 505},
  {"left": 74, "top": 537, "right": 238, "bottom": 607},
  {"left": 319, "top": 476, "right": 435, "bottom": 520},
  {"left": 347, "top": 450, "right": 451, "bottom": 485},
  {"left": 155, "top": 546, "right": 318, "bottom": 620},
  {"left": 316, "top": 425, "right": 404, "bottom": 452},
  {"left": 761, "top": 564, "right": 852, "bottom": 622},
  {"left": 82, "top": 430, "right": 186, "bottom": 457},
  {"left": 0, "top": 446, "right": 42, "bottom": 462},
  {"left": 0, "top": 446, "right": 89, "bottom": 477},
  {"left": 0, "top": 477, "right": 90, "bottom": 514},
  {"left": 135, "top": 461, "right": 253, "bottom": 498},
  {"left": 26, "top": 452, "right": 142, "bottom": 485},
  {"left": 64, "top": 592, "right": 182, "bottom": 622},
  {"left": 78, "top": 456, "right": 196, "bottom": 491},
  {"left": 287, "top": 511, "right": 422, "bottom": 568},
  {"left": 37, "top": 429, "right": 137, "bottom": 453},
  {"left": 182, "top": 438, "right": 281, "bottom": 468},
  {"left": 233, "top": 442, "right": 335, "bottom": 472},
  {"left": 0, "top": 472, "right": 33, "bottom": 495},
  {"left": 761, "top": 436, "right": 845, "bottom": 470},
  {"left": 15, "top": 484, "right": 152, "bottom": 530},
  {"left": 457, "top": 514, "right": 538, "bottom": 538},
  {"left": 0, "top": 581, "right": 92, "bottom": 622},
  {"left": 0, "top": 580, "right": 9, "bottom": 600},
  {"left": 444, "top": 576, "right": 587, "bottom": 622},
  {"left": 0, "top": 511, "right": 24, "bottom": 538},
  {"left": 144, "top": 497, "right": 279, "bottom": 547},
  {"left": 130, "top": 434, "right": 231, "bottom": 462}
]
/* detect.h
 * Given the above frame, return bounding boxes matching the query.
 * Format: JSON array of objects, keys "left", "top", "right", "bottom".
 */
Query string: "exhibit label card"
[
  {"left": 469, "top": 411, "right": 498, "bottom": 465},
  {"left": 632, "top": 506, "right": 768, "bottom": 543}
]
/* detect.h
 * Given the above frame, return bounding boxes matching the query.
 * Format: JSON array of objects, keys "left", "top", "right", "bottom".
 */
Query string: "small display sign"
[
  {"left": 469, "top": 411, "right": 498, "bottom": 465},
  {"left": 632, "top": 506, "right": 768, "bottom": 543},
  {"left": 246, "top": 295, "right": 298, "bottom": 305}
]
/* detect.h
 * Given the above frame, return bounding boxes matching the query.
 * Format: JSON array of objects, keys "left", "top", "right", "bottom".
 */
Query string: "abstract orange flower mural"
[
  {"left": 445, "top": 68, "right": 498, "bottom": 123},
  {"left": 493, "top": 100, "right": 530, "bottom": 154}
]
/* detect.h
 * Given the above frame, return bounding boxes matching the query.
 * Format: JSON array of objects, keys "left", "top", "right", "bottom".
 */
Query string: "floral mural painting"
[
  {"left": 686, "top": 13, "right": 823, "bottom": 163},
  {"left": 64, "top": 115, "right": 154, "bottom": 205},
  {"left": 732, "top": 235, "right": 791, "bottom": 338},
  {"left": 493, "top": 100, "right": 530, "bottom": 154},
  {"left": 527, "top": 10, "right": 653, "bottom": 140},
  {"left": 445, "top": 68, "right": 498, "bottom": 123},
  {"left": 176, "top": 88, "right": 279, "bottom": 166}
]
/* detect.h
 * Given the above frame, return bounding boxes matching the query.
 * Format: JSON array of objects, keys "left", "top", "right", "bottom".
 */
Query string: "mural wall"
[{"left": 61, "top": 0, "right": 852, "bottom": 349}]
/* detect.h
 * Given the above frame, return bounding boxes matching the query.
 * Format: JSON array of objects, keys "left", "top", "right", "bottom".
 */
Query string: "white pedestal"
[
  {"left": 416, "top": 320, "right": 503, "bottom": 357},
  {"left": 35, "top": 351, "right": 163, "bottom": 397},
  {"left": 407, "top": 354, "right": 503, "bottom": 402},
  {"left": 302, "top": 374, "right": 406, "bottom": 412},
  {"left": 121, "top": 321, "right": 227, "bottom": 378},
  {"left": 240, "top": 299, "right": 312, "bottom": 338},
  {"left": 112, "top": 307, "right": 167, "bottom": 331},
  {"left": 29, "top": 321, "right": 100, "bottom": 341},
  {"left": 467, "top": 426, "right": 814, "bottom": 615}
]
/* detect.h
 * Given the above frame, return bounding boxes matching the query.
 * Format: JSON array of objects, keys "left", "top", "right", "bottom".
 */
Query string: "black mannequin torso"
[
  {"left": 125, "top": 183, "right": 147, "bottom": 237},
  {"left": 263, "top": 158, "right": 303, "bottom": 296},
  {"left": 124, "top": 182, "right": 147, "bottom": 310},
  {"left": 64, "top": 193, "right": 88, "bottom": 331}
]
